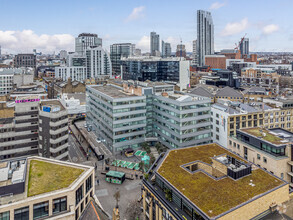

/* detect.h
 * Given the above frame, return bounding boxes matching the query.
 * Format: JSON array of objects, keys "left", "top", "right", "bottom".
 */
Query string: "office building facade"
[
  {"left": 197, "top": 10, "right": 214, "bottom": 66},
  {"left": 121, "top": 57, "right": 190, "bottom": 91},
  {"left": 86, "top": 82, "right": 211, "bottom": 154},
  {"left": 75, "top": 33, "right": 102, "bottom": 56},
  {"left": 0, "top": 97, "right": 68, "bottom": 161},
  {"left": 86, "top": 84, "right": 147, "bottom": 154},
  {"left": 228, "top": 128, "right": 293, "bottom": 186},
  {"left": 14, "top": 54, "right": 36, "bottom": 69},
  {"left": 150, "top": 32, "right": 160, "bottom": 56},
  {"left": 110, "top": 43, "right": 135, "bottom": 75}
]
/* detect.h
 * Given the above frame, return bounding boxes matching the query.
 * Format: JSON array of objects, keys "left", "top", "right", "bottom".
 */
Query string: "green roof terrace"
[{"left": 154, "top": 143, "right": 286, "bottom": 218}]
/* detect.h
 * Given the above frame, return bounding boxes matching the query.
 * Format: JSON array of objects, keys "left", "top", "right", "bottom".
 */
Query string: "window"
[
  {"left": 229, "top": 140, "right": 232, "bottom": 145},
  {"left": 80, "top": 201, "right": 84, "bottom": 213},
  {"left": 216, "top": 120, "right": 219, "bottom": 125},
  {"left": 33, "top": 201, "right": 49, "bottom": 219},
  {"left": 76, "top": 184, "right": 84, "bottom": 205},
  {"left": 237, "top": 144, "right": 240, "bottom": 149},
  {"left": 263, "top": 157, "right": 267, "bottom": 163},
  {"left": 216, "top": 135, "right": 219, "bottom": 140},
  {"left": 233, "top": 142, "right": 236, "bottom": 148},
  {"left": 216, "top": 113, "right": 219, "bottom": 118},
  {"left": 257, "top": 154, "right": 261, "bottom": 160},
  {"left": 281, "top": 173, "right": 284, "bottom": 179},
  {"left": 0, "top": 211, "right": 9, "bottom": 220},
  {"left": 216, "top": 127, "right": 219, "bottom": 132},
  {"left": 86, "top": 175, "right": 92, "bottom": 193},
  {"left": 14, "top": 206, "right": 29, "bottom": 220},
  {"left": 75, "top": 208, "right": 79, "bottom": 220},
  {"left": 53, "top": 197, "right": 67, "bottom": 214}
]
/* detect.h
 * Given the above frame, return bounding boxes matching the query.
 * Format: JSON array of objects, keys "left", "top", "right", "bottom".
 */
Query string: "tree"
[
  {"left": 139, "top": 161, "right": 144, "bottom": 172},
  {"left": 125, "top": 200, "right": 142, "bottom": 220},
  {"left": 149, "top": 153, "right": 156, "bottom": 165},
  {"left": 141, "top": 142, "right": 151, "bottom": 154}
]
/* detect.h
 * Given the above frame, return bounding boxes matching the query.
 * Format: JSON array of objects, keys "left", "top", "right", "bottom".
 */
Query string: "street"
[
  {"left": 67, "top": 122, "right": 144, "bottom": 219},
  {"left": 68, "top": 134, "right": 86, "bottom": 163}
]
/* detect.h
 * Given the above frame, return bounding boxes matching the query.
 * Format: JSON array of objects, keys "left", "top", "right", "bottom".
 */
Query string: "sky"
[{"left": 0, "top": 0, "right": 293, "bottom": 54}]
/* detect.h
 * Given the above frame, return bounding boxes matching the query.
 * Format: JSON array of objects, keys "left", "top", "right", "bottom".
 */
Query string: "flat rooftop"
[
  {"left": 28, "top": 159, "right": 84, "bottom": 197},
  {"left": 157, "top": 143, "right": 285, "bottom": 218},
  {"left": 240, "top": 128, "right": 286, "bottom": 145},
  {"left": 91, "top": 85, "right": 137, "bottom": 98},
  {"left": 0, "top": 157, "right": 86, "bottom": 205},
  {"left": 40, "top": 100, "right": 65, "bottom": 111}
]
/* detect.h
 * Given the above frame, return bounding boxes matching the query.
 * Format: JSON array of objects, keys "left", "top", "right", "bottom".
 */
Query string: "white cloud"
[
  {"left": 209, "top": 2, "right": 226, "bottom": 10},
  {"left": 0, "top": 30, "right": 74, "bottom": 54},
  {"left": 262, "top": 24, "right": 279, "bottom": 35},
  {"left": 137, "top": 35, "right": 150, "bottom": 52},
  {"left": 125, "top": 6, "right": 145, "bottom": 22},
  {"left": 221, "top": 18, "right": 249, "bottom": 36}
]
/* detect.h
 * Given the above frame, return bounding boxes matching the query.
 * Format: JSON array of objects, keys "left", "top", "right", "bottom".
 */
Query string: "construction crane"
[{"left": 234, "top": 33, "right": 247, "bottom": 51}]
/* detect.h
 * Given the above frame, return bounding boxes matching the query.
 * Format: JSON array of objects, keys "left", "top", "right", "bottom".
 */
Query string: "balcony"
[
  {"left": 55, "top": 151, "right": 69, "bottom": 160},
  {"left": 50, "top": 126, "right": 68, "bottom": 135},
  {"left": 49, "top": 118, "right": 68, "bottom": 127},
  {"left": 50, "top": 143, "right": 68, "bottom": 153},
  {"left": 50, "top": 135, "right": 68, "bottom": 144}
]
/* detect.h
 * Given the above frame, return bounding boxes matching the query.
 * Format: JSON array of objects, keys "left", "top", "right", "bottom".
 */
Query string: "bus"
[{"left": 105, "top": 171, "right": 125, "bottom": 184}]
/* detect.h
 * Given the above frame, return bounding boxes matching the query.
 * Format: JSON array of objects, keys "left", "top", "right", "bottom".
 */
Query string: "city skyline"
[{"left": 0, "top": 0, "right": 293, "bottom": 54}]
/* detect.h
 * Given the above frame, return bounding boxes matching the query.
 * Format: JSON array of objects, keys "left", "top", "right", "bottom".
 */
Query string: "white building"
[
  {"left": 60, "top": 93, "right": 86, "bottom": 115},
  {"left": 55, "top": 66, "right": 87, "bottom": 81},
  {"left": 56, "top": 46, "right": 112, "bottom": 81},
  {"left": 0, "top": 68, "right": 34, "bottom": 95},
  {"left": 59, "top": 50, "right": 67, "bottom": 59},
  {"left": 211, "top": 103, "right": 230, "bottom": 147},
  {"left": 75, "top": 33, "right": 102, "bottom": 56},
  {"left": 85, "top": 46, "right": 112, "bottom": 79}
]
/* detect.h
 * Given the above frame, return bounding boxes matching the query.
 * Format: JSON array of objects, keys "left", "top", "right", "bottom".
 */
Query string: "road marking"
[{"left": 96, "top": 189, "right": 108, "bottom": 197}]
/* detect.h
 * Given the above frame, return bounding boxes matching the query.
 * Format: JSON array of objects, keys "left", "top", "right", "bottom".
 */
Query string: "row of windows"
[
  {"left": 0, "top": 197, "right": 67, "bottom": 220},
  {"left": 229, "top": 140, "right": 286, "bottom": 180}
]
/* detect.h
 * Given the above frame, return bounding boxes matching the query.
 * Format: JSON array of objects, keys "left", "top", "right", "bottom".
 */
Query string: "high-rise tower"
[
  {"left": 197, "top": 10, "right": 214, "bottom": 66},
  {"left": 150, "top": 32, "right": 160, "bottom": 56}
]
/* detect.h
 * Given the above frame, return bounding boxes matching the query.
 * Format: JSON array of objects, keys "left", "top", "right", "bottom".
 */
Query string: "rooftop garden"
[
  {"left": 28, "top": 160, "right": 84, "bottom": 197},
  {"left": 157, "top": 143, "right": 284, "bottom": 218},
  {"left": 242, "top": 128, "right": 283, "bottom": 144}
]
